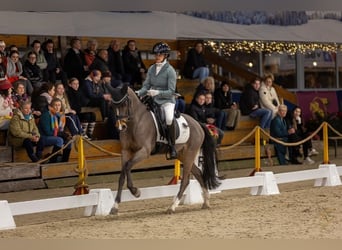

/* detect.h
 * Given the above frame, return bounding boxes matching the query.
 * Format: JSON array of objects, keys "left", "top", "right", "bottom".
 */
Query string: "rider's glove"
[{"left": 147, "top": 89, "right": 160, "bottom": 97}]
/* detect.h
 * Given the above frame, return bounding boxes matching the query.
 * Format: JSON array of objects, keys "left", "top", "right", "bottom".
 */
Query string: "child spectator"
[{"left": 0, "top": 79, "right": 14, "bottom": 130}]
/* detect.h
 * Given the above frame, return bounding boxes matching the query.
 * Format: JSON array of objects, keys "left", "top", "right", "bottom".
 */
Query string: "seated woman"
[
  {"left": 259, "top": 73, "right": 281, "bottom": 119},
  {"left": 0, "top": 79, "right": 14, "bottom": 130},
  {"left": 8, "top": 100, "right": 44, "bottom": 162},
  {"left": 204, "top": 91, "right": 226, "bottom": 131},
  {"left": 286, "top": 105, "right": 318, "bottom": 165},
  {"left": 214, "top": 81, "right": 241, "bottom": 130},
  {"left": 82, "top": 70, "right": 112, "bottom": 121},
  {"left": 6, "top": 50, "right": 33, "bottom": 95},
  {"left": 22, "top": 51, "right": 45, "bottom": 92},
  {"left": 31, "top": 82, "right": 55, "bottom": 116},
  {"left": 54, "top": 82, "right": 84, "bottom": 137},
  {"left": 38, "top": 98, "right": 72, "bottom": 163},
  {"left": 66, "top": 77, "right": 96, "bottom": 139}
]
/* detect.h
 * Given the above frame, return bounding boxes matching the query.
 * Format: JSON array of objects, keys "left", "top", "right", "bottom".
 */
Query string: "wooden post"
[
  {"left": 73, "top": 136, "right": 89, "bottom": 195},
  {"left": 249, "top": 126, "right": 261, "bottom": 176}
]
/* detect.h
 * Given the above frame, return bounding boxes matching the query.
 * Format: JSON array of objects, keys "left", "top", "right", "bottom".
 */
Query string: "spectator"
[
  {"left": 31, "top": 82, "right": 55, "bottom": 115},
  {"left": 0, "top": 79, "right": 14, "bottom": 130},
  {"left": 286, "top": 105, "right": 318, "bottom": 165},
  {"left": 23, "top": 40, "right": 48, "bottom": 70},
  {"left": 84, "top": 39, "right": 98, "bottom": 67},
  {"left": 107, "top": 39, "right": 131, "bottom": 83},
  {"left": 54, "top": 82, "right": 84, "bottom": 137},
  {"left": 11, "top": 81, "right": 30, "bottom": 110},
  {"left": 8, "top": 100, "right": 44, "bottom": 162},
  {"left": 270, "top": 104, "right": 298, "bottom": 165},
  {"left": 66, "top": 77, "right": 96, "bottom": 139},
  {"left": 0, "top": 40, "right": 7, "bottom": 64},
  {"left": 22, "top": 51, "right": 44, "bottom": 91},
  {"left": 38, "top": 98, "right": 72, "bottom": 163},
  {"left": 82, "top": 70, "right": 111, "bottom": 121},
  {"left": 192, "top": 76, "right": 216, "bottom": 104},
  {"left": 0, "top": 52, "right": 7, "bottom": 80},
  {"left": 239, "top": 77, "right": 272, "bottom": 129},
  {"left": 214, "top": 81, "right": 241, "bottom": 130},
  {"left": 42, "top": 39, "right": 68, "bottom": 86},
  {"left": 183, "top": 41, "right": 209, "bottom": 83},
  {"left": 122, "top": 39, "right": 147, "bottom": 88},
  {"left": 259, "top": 73, "right": 281, "bottom": 118},
  {"left": 204, "top": 91, "right": 227, "bottom": 131},
  {"left": 6, "top": 50, "right": 33, "bottom": 95},
  {"left": 188, "top": 92, "right": 223, "bottom": 146},
  {"left": 63, "top": 37, "right": 88, "bottom": 83}
]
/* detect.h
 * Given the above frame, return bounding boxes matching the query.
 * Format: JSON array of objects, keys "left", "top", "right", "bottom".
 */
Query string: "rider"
[{"left": 135, "top": 42, "right": 177, "bottom": 159}]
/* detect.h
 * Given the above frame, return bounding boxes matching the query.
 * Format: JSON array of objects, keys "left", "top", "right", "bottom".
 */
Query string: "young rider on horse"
[{"left": 135, "top": 42, "right": 178, "bottom": 159}]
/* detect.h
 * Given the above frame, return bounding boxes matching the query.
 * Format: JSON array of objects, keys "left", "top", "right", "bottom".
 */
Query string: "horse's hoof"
[
  {"left": 133, "top": 188, "right": 141, "bottom": 198},
  {"left": 110, "top": 207, "right": 119, "bottom": 215},
  {"left": 201, "top": 203, "right": 211, "bottom": 209},
  {"left": 166, "top": 208, "right": 175, "bottom": 214}
]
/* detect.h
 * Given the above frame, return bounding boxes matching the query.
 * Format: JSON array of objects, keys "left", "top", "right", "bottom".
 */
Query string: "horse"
[{"left": 109, "top": 84, "right": 220, "bottom": 214}]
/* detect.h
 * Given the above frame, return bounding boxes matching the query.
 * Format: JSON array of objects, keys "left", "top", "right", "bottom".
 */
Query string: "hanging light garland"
[{"left": 205, "top": 40, "right": 342, "bottom": 55}]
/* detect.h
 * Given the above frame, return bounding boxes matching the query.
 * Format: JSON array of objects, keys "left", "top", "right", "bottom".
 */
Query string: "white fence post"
[
  {"left": 181, "top": 179, "right": 204, "bottom": 205},
  {"left": 314, "top": 164, "right": 342, "bottom": 187},
  {"left": 84, "top": 189, "right": 114, "bottom": 216},
  {"left": 250, "top": 171, "right": 280, "bottom": 195},
  {"left": 0, "top": 200, "right": 16, "bottom": 230}
]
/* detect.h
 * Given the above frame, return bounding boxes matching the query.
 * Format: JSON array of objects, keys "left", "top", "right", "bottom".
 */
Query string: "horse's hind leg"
[{"left": 191, "top": 164, "right": 210, "bottom": 209}]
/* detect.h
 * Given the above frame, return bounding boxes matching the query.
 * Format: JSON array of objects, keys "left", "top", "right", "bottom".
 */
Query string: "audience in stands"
[
  {"left": 0, "top": 52, "right": 7, "bottom": 80},
  {"left": 23, "top": 40, "right": 47, "bottom": 71},
  {"left": 63, "top": 37, "right": 88, "bottom": 82},
  {"left": 54, "top": 82, "right": 85, "bottom": 137},
  {"left": 82, "top": 70, "right": 111, "bottom": 121},
  {"left": 270, "top": 104, "right": 297, "bottom": 165},
  {"left": 22, "top": 51, "right": 44, "bottom": 91},
  {"left": 183, "top": 40, "right": 209, "bottom": 83},
  {"left": 8, "top": 100, "right": 44, "bottom": 162},
  {"left": 6, "top": 50, "right": 33, "bottom": 95},
  {"left": 239, "top": 77, "right": 272, "bottom": 129},
  {"left": 122, "top": 39, "right": 147, "bottom": 88},
  {"left": 107, "top": 39, "right": 131, "bottom": 83},
  {"left": 214, "top": 81, "right": 241, "bottom": 130},
  {"left": 0, "top": 40, "right": 7, "bottom": 64},
  {"left": 42, "top": 39, "right": 68, "bottom": 86},
  {"left": 38, "top": 98, "right": 72, "bottom": 163},
  {"left": 66, "top": 77, "right": 96, "bottom": 139},
  {"left": 259, "top": 73, "right": 281, "bottom": 118},
  {"left": 84, "top": 39, "right": 98, "bottom": 67},
  {"left": 0, "top": 79, "right": 14, "bottom": 130},
  {"left": 285, "top": 105, "right": 318, "bottom": 165},
  {"left": 188, "top": 92, "right": 223, "bottom": 146}
]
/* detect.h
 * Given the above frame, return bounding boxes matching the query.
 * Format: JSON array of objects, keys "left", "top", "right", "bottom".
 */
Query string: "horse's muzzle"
[{"left": 116, "top": 119, "right": 128, "bottom": 131}]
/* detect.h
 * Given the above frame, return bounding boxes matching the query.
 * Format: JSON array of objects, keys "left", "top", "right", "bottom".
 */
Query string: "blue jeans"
[
  {"left": 192, "top": 67, "right": 209, "bottom": 83},
  {"left": 40, "top": 135, "right": 71, "bottom": 149},
  {"left": 249, "top": 108, "right": 272, "bottom": 129}
]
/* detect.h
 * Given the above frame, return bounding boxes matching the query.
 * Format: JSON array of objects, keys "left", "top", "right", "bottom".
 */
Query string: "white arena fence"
[{"left": 0, "top": 163, "right": 341, "bottom": 231}]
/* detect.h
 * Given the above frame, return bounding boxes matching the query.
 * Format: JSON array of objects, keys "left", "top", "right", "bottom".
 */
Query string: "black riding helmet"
[{"left": 152, "top": 42, "right": 171, "bottom": 57}]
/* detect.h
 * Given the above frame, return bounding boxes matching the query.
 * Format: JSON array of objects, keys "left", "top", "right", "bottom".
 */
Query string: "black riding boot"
[
  {"left": 166, "top": 122, "right": 177, "bottom": 160},
  {"left": 50, "top": 146, "right": 62, "bottom": 163},
  {"left": 62, "top": 147, "right": 71, "bottom": 162}
]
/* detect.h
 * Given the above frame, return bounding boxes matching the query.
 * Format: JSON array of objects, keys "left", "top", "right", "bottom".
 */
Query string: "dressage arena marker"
[{"left": 0, "top": 164, "right": 341, "bottom": 231}]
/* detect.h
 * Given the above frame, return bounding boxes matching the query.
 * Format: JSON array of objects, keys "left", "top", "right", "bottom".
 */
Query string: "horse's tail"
[{"left": 199, "top": 123, "right": 221, "bottom": 190}]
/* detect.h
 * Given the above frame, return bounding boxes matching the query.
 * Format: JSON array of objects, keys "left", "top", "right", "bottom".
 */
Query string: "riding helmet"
[{"left": 152, "top": 42, "right": 171, "bottom": 56}]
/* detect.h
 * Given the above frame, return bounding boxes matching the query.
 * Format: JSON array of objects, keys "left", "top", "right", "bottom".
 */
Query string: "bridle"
[{"left": 111, "top": 93, "right": 131, "bottom": 131}]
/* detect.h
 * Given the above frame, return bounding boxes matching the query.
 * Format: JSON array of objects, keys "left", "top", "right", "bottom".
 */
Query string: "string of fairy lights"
[{"left": 205, "top": 40, "right": 342, "bottom": 55}]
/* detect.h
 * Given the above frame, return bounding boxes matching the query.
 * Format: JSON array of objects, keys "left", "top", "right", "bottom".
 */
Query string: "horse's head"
[{"left": 109, "top": 84, "right": 131, "bottom": 131}]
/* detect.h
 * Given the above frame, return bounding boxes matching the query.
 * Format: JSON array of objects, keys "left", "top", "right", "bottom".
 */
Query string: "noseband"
[{"left": 111, "top": 93, "right": 131, "bottom": 131}]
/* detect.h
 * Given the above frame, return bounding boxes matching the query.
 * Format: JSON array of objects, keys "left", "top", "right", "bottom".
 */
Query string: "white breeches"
[{"left": 161, "top": 102, "right": 175, "bottom": 125}]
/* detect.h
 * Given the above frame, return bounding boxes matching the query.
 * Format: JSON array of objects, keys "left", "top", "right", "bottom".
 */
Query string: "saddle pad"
[{"left": 150, "top": 112, "right": 190, "bottom": 144}]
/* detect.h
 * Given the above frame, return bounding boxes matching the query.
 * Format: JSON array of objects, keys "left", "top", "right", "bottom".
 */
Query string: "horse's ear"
[{"left": 121, "top": 83, "right": 128, "bottom": 95}]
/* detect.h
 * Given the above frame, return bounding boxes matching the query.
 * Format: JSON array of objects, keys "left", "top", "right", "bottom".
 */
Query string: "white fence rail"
[{"left": 1, "top": 164, "right": 341, "bottom": 231}]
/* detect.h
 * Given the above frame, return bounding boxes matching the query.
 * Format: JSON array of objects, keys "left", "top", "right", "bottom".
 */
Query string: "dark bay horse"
[{"left": 109, "top": 84, "right": 220, "bottom": 214}]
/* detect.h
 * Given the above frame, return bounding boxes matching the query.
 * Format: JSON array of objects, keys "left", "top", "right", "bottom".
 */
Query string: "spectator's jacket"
[
  {"left": 239, "top": 84, "right": 260, "bottom": 115},
  {"left": 8, "top": 108, "right": 40, "bottom": 147}
]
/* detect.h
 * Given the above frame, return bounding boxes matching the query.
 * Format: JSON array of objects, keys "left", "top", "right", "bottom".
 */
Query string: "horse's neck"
[{"left": 130, "top": 97, "right": 151, "bottom": 125}]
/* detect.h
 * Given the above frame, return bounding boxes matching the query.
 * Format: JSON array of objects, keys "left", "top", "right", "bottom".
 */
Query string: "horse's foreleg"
[{"left": 111, "top": 166, "right": 127, "bottom": 215}]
